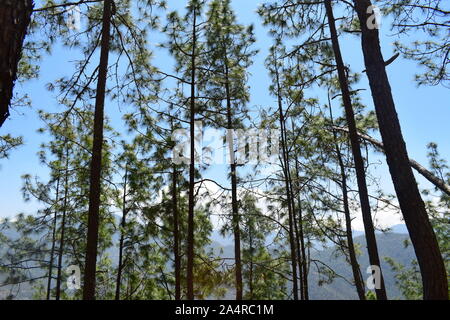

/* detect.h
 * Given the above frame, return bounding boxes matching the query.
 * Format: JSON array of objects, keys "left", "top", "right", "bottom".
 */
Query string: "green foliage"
[
  {"left": 1, "top": 0, "right": 449, "bottom": 301},
  {"left": 387, "top": 142, "right": 450, "bottom": 299},
  {"left": 0, "top": 135, "right": 23, "bottom": 160},
  {"left": 382, "top": 0, "right": 450, "bottom": 87},
  {"left": 240, "top": 194, "right": 288, "bottom": 299},
  {"left": 385, "top": 257, "right": 422, "bottom": 300}
]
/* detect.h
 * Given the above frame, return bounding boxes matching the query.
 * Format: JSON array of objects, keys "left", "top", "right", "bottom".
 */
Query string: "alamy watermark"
[
  {"left": 172, "top": 122, "right": 280, "bottom": 166},
  {"left": 367, "top": 5, "right": 382, "bottom": 30},
  {"left": 66, "top": 6, "right": 81, "bottom": 31},
  {"left": 66, "top": 265, "right": 81, "bottom": 290},
  {"left": 366, "top": 265, "right": 382, "bottom": 290}
]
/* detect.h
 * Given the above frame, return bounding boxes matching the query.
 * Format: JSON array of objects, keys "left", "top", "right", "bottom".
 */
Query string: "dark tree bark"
[
  {"left": 325, "top": 0, "right": 387, "bottom": 300},
  {"left": 224, "top": 58, "right": 243, "bottom": 301},
  {"left": 187, "top": 7, "right": 198, "bottom": 301},
  {"left": 83, "top": 0, "right": 112, "bottom": 300},
  {"left": 172, "top": 165, "right": 181, "bottom": 300},
  {"left": 56, "top": 143, "right": 69, "bottom": 300},
  {"left": 274, "top": 62, "right": 299, "bottom": 300},
  {"left": 293, "top": 158, "right": 308, "bottom": 300},
  {"left": 0, "top": 0, "right": 33, "bottom": 127},
  {"left": 248, "top": 228, "right": 254, "bottom": 300},
  {"left": 289, "top": 120, "right": 309, "bottom": 300},
  {"left": 291, "top": 193, "right": 304, "bottom": 299},
  {"left": 46, "top": 177, "right": 60, "bottom": 300},
  {"left": 353, "top": 0, "right": 448, "bottom": 300},
  {"left": 115, "top": 167, "right": 128, "bottom": 300},
  {"left": 337, "top": 145, "right": 367, "bottom": 300},
  {"left": 329, "top": 103, "right": 366, "bottom": 300}
]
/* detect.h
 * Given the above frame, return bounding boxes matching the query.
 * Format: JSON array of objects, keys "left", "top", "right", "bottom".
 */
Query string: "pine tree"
[
  {"left": 83, "top": 0, "right": 113, "bottom": 300},
  {"left": 266, "top": 49, "right": 300, "bottom": 300},
  {"left": 204, "top": 0, "right": 257, "bottom": 300},
  {"left": 240, "top": 193, "right": 288, "bottom": 300},
  {"left": 353, "top": 0, "right": 448, "bottom": 300},
  {"left": 113, "top": 141, "right": 158, "bottom": 300},
  {"left": 0, "top": 108, "right": 116, "bottom": 300},
  {"left": 164, "top": 0, "right": 209, "bottom": 299},
  {"left": 324, "top": 0, "right": 387, "bottom": 300},
  {"left": 327, "top": 102, "right": 366, "bottom": 300}
]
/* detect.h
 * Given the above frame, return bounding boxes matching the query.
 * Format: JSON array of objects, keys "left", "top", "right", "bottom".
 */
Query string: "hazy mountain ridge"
[
  {"left": 208, "top": 230, "right": 414, "bottom": 300},
  {"left": 0, "top": 223, "right": 415, "bottom": 300}
]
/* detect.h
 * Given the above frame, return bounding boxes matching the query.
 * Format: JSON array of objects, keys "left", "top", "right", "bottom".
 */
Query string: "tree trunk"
[
  {"left": 55, "top": 188, "right": 67, "bottom": 300},
  {"left": 325, "top": 0, "right": 387, "bottom": 299},
  {"left": 46, "top": 176, "right": 60, "bottom": 300},
  {"left": 83, "top": 0, "right": 112, "bottom": 300},
  {"left": 288, "top": 119, "right": 309, "bottom": 300},
  {"left": 0, "top": 0, "right": 33, "bottom": 128},
  {"left": 293, "top": 158, "right": 309, "bottom": 300},
  {"left": 115, "top": 167, "right": 128, "bottom": 300},
  {"left": 248, "top": 230, "right": 254, "bottom": 300},
  {"left": 56, "top": 143, "right": 70, "bottom": 300},
  {"left": 224, "top": 60, "right": 243, "bottom": 301},
  {"left": 329, "top": 103, "right": 366, "bottom": 300},
  {"left": 337, "top": 145, "right": 367, "bottom": 300},
  {"left": 172, "top": 165, "right": 181, "bottom": 300},
  {"left": 353, "top": 0, "right": 448, "bottom": 300},
  {"left": 274, "top": 62, "right": 299, "bottom": 300},
  {"left": 187, "top": 7, "right": 197, "bottom": 301},
  {"left": 291, "top": 196, "right": 304, "bottom": 299}
]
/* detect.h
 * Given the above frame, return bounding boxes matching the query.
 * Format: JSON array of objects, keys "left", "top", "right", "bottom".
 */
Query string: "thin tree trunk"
[
  {"left": 172, "top": 165, "right": 181, "bottom": 300},
  {"left": 329, "top": 102, "right": 366, "bottom": 300},
  {"left": 287, "top": 117, "right": 308, "bottom": 300},
  {"left": 56, "top": 143, "right": 70, "bottom": 300},
  {"left": 248, "top": 230, "right": 254, "bottom": 300},
  {"left": 287, "top": 162, "right": 305, "bottom": 300},
  {"left": 292, "top": 157, "right": 308, "bottom": 300},
  {"left": 224, "top": 59, "right": 243, "bottom": 301},
  {"left": 187, "top": 7, "right": 197, "bottom": 301},
  {"left": 353, "top": 0, "right": 448, "bottom": 300},
  {"left": 0, "top": 0, "right": 33, "bottom": 127},
  {"left": 46, "top": 176, "right": 61, "bottom": 300},
  {"left": 341, "top": 169, "right": 366, "bottom": 300},
  {"left": 83, "top": 0, "right": 112, "bottom": 300},
  {"left": 274, "top": 61, "right": 299, "bottom": 300},
  {"left": 325, "top": 0, "right": 387, "bottom": 299},
  {"left": 291, "top": 197, "right": 304, "bottom": 300},
  {"left": 115, "top": 167, "right": 128, "bottom": 300}
]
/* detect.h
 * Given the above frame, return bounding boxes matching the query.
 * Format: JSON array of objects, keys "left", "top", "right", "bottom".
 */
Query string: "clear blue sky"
[{"left": 1, "top": 0, "right": 449, "bottom": 225}]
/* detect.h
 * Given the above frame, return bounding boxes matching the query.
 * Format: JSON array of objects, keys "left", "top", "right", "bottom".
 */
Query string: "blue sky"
[{"left": 0, "top": 0, "right": 449, "bottom": 230}]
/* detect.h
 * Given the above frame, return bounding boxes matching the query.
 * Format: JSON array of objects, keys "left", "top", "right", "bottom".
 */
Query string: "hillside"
[
  {"left": 1, "top": 224, "right": 415, "bottom": 300},
  {"left": 208, "top": 232, "right": 415, "bottom": 300}
]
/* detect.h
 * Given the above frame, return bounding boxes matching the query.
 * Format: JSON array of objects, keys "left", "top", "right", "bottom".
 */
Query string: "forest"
[{"left": 0, "top": 0, "right": 448, "bottom": 301}]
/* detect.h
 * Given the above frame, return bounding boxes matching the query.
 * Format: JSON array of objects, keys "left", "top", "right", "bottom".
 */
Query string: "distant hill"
[
  {"left": 0, "top": 221, "right": 415, "bottom": 300},
  {"left": 210, "top": 232, "right": 415, "bottom": 300},
  {"left": 308, "top": 232, "right": 414, "bottom": 299}
]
